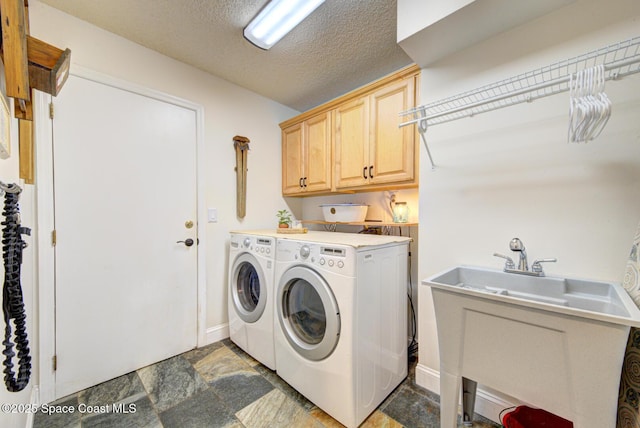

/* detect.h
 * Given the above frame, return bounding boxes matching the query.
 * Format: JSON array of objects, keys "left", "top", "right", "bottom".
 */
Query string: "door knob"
[{"left": 177, "top": 238, "right": 194, "bottom": 247}]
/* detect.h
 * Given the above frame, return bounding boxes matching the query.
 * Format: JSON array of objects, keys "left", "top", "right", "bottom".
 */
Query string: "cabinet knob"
[
  {"left": 303, "top": 177, "right": 307, "bottom": 187},
  {"left": 369, "top": 165, "right": 374, "bottom": 178},
  {"left": 299, "top": 177, "right": 303, "bottom": 188},
  {"left": 363, "top": 166, "right": 368, "bottom": 179}
]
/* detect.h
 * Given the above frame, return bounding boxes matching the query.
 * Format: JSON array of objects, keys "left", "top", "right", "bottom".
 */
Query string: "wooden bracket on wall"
[
  {"left": 0, "top": 0, "right": 71, "bottom": 184},
  {"left": 25, "top": 36, "right": 71, "bottom": 97}
]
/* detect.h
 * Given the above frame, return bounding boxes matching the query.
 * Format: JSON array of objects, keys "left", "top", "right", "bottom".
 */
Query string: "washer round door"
[
  {"left": 277, "top": 266, "right": 340, "bottom": 361},
  {"left": 231, "top": 253, "right": 267, "bottom": 323}
]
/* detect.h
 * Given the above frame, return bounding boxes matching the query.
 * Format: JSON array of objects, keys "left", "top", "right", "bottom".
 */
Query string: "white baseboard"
[
  {"left": 415, "top": 363, "right": 517, "bottom": 424},
  {"left": 203, "top": 323, "right": 229, "bottom": 346},
  {"left": 415, "top": 363, "right": 442, "bottom": 393}
]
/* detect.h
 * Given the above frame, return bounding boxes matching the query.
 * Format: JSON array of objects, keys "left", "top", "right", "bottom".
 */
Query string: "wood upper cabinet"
[
  {"left": 334, "top": 96, "right": 369, "bottom": 188},
  {"left": 282, "top": 122, "right": 304, "bottom": 194},
  {"left": 281, "top": 112, "right": 332, "bottom": 195},
  {"left": 280, "top": 64, "right": 419, "bottom": 196},
  {"left": 335, "top": 76, "right": 416, "bottom": 189}
]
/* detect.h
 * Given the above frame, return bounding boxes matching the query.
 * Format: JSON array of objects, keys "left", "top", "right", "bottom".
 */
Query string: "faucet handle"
[
  {"left": 493, "top": 253, "right": 515, "bottom": 270},
  {"left": 531, "top": 258, "right": 557, "bottom": 274}
]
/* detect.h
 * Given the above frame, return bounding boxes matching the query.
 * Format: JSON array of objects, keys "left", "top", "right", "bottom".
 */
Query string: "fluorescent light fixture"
[{"left": 244, "top": 0, "right": 325, "bottom": 50}]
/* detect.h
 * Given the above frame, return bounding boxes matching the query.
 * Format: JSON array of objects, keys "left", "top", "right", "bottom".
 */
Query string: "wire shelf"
[{"left": 400, "top": 36, "right": 640, "bottom": 128}]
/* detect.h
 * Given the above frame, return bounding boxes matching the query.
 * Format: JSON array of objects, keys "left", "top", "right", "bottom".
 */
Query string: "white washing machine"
[
  {"left": 274, "top": 232, "right": 410, "bottom": 427},
  {"left": 228, "top": 231, "right": 278, "bottom": 370}
]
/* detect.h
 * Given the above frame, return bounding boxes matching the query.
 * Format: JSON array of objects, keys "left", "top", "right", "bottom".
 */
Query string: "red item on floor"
[{"left": 502, "top": 406, "right": 573, "bottom": 428}]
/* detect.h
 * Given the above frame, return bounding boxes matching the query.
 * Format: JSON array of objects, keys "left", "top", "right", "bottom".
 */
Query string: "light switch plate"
[{"left": 208, "top": 208, "right": 218, "bottom": 223}]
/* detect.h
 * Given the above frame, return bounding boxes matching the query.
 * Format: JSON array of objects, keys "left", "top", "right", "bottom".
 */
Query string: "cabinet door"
[
  {"left": 369, "top": 78, "right": 415, "bottom": 184},
  {"left": 335, "top": 96, "right": 369, "bottom": 189},
  {"left": 282, "top": 123, "right": 304, "bottom": 195},
  {"left": 304, "top": 112, "right": 332, "bottom": 192}
]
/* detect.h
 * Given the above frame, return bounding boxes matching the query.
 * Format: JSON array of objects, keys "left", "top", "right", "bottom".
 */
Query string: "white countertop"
[{"left": 230, "top": 229, "right": 412, "bottom": 248}]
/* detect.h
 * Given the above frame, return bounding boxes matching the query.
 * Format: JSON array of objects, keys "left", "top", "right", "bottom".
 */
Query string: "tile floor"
[{"left": 34, "top": 339, "right": 500, "bottom": 428}]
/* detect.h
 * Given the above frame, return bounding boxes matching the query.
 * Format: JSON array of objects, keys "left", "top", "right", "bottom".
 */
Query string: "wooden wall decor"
[
  {"left": 0, "top": 0, "right": 29, "bottom": 102},
  {"left": 233, "top": 135, "right": 250, "bottom": 218}
]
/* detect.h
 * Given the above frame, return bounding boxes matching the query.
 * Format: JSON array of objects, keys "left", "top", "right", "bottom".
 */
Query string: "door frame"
[{"left": 34, "top": 65, "right": 207, "bottom": 403}]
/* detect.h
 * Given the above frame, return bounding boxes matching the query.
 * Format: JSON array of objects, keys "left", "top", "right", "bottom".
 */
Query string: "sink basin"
[
  {"left": 425, "top": 265, "right": 640, "bottom": 428},
  {"left": 428, "top": 265, "right": 640, "bottom": 326}
]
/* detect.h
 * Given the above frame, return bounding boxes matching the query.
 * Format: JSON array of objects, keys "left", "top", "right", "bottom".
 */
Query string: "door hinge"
[
  {"left": 52, "top": 355, "right": 57, "bottom": 371},
  {"left": 49, "top": 103, "right": 54, "bottom": 119},
  {"left": 51, "top": 230, "right": 57, "bottom": 246}
]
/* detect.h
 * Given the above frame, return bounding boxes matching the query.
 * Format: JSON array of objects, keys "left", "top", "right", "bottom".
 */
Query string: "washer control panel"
[{"left": 230, "top": 234, "right": 275, "bottom": 257}]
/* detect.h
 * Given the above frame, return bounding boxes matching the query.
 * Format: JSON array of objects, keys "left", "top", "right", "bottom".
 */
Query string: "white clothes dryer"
[
  {"left": 228, "top": 232, "right": 278, "bottom": 370},
  {"left": 274, "top": 233, "right": 410, "bottom": 427}
]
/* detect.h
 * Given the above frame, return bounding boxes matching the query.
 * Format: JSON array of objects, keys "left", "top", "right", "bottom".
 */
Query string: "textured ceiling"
[{"left": 39, "top": 0, "right": 413, "bottom": 112}]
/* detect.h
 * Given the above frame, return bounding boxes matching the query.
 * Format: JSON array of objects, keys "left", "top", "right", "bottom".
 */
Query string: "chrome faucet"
[
  {"left": 509, "top": 238, "right": 528, "bottom": 271},
  {"left": 494, "top": 238, "right": 557, "bottom": 276}
]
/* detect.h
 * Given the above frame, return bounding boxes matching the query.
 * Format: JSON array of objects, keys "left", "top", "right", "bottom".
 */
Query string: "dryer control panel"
[{"left": 254, "top": 238, "right": 274, "bottom": 255}]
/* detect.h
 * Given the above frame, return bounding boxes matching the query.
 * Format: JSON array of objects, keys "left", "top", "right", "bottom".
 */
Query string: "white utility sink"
[
  {"left": 425, "top": 266, "right": 640, "bottom": 428},
  {"left": 430, "top": 265, "right": 640, "bottom": 325}
]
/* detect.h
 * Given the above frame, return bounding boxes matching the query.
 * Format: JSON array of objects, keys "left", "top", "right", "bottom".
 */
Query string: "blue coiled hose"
[{"left": 1, "top": 184, "right": 31, "bottom": 392}]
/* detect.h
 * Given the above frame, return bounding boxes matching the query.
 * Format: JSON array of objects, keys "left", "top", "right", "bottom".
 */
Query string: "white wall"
[
  {"left": 0, "top": 1, "right": 300, "bottom": 421},
  {"left": 397, "top": 0, "right": 474, "bottom": 41},
  {"left": 28, "top": 1, "right": 300, "bottom": 340},
  {"left": 413, "top": 0, "right": 640, "bottom": 419}
]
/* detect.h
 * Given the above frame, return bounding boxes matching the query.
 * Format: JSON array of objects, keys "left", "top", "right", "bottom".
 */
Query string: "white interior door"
[{"left": 52, "top": 75, "right": 198, "bottom": 398}]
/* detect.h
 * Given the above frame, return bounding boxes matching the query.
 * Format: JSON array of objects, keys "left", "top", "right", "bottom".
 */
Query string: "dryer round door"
[
  {"left": 277, "top": 266, "right": 340, "bottom": 361},
  {"left": 231, "top": 253, "right": 267, "bottom": 323}
]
